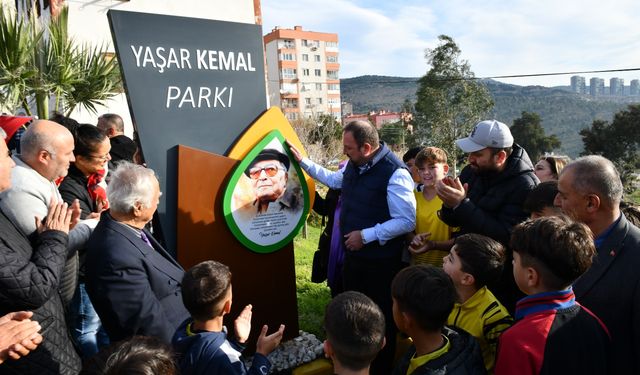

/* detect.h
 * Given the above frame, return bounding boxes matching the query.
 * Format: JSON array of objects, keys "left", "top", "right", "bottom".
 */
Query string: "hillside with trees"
[{"left": 341, "top": 75, "right": 638, "bottom": 157}]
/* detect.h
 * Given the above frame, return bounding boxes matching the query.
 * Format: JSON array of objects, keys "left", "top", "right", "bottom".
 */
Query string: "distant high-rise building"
[
  {"left": 590, "top": 77, "right": 604, "bottom": 96},
  {"left": 263, "top": 26, "right": 341, "bottom": 122},
  {"left": 610, "top": 77, "right": 624, "bottom": 96},
  {"left": 631, "top": 80, "right": 640, "bottom": 96},
  {"left": 571, "top": 75, "right": 586, "bottom": 94}
]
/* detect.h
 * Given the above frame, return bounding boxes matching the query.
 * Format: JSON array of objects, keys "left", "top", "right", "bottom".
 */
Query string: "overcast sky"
[{"left": 261, "top": 0, "right": 640, "bottom": 87}]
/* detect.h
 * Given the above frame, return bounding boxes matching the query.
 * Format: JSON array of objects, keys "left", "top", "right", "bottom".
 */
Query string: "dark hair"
[
  {"left": 324, "top": 291, "right": 385, "bottom": 371},
  {"left": 391, "top": 265, "right": 455, "bottom": 332},
  {"left": 181, "top": 261, "right": 232, "bottom": 321},
  {"left": 510, "top": 216, "right": 595, "bottom": 290},
  {"left": 343, "top": 120, "right": 379, "bottom": 149},
  {"left": 489, "top": 147, "right": 513, "bottom": 158},
  {"left": 81, "top": 336, "right": 176, "bottom": 375},
  {"left": 454, "top": 234, "right": 505, "bottom": 287},
  {"left": 402, "top": 146, "right": 422, "bottom": 163},
  {"left": 523, "top": 181, "right": 559, "bottom": 214},
  {"left": 50, "top": 112, "right": 80, "bottom": 134},
  {"left": 74, "top": 124, "right": 108, "bottom": 157}
]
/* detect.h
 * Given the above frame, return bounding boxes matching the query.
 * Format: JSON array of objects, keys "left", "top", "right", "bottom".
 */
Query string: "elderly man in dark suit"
[
  {"left": 555, "top": 155, "right": 640, "bottom": 374},
  {"left": 85, "top": 162, "right": 188, "bottom": 344}
]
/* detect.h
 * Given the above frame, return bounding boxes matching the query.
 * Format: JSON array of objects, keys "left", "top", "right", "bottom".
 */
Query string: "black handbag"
[{"left": 311, "top": 226, "right": 330, "bottom": 283}]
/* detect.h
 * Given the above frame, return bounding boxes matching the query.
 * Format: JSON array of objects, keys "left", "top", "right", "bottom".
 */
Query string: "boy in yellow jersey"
[
  {"left": 408, "top": 147, "right": 455, "bottom": 266},
  {"left": 442, "top": 234, "right": 512, "bottom": 374},
  {"left": 391, "top": 265, "right": 486, "bottom": 375}
]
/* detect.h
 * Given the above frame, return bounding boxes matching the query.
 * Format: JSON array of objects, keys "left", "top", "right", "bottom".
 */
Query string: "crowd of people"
[
  {"left": 0, "top": 113, "right": 638, "bottom": 375},
  {"left": 300, "top": 119, "right": 640, "bottom": 375}
]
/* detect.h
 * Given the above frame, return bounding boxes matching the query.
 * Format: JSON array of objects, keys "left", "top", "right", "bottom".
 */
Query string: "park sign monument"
[{"left": 109, "top": 10, "right": 314, "bottom": 347}]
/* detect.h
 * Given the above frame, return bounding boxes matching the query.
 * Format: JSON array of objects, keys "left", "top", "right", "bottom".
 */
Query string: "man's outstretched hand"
[{"left": 285, "top": 141, "right": 303, "bottom": 162}]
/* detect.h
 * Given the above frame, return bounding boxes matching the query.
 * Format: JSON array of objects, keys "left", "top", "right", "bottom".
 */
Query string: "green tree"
[
  {"left": 414, "top": 35, "right": 493, "bottom": 175},
  {"left": 0, "top": 4, "right": 120, "bottom": 118},
  {"left": 379, "top": 121, "right": 405, "bottom": 147},
  {"left": 510, "top": 111, "right": 561, "bottom": 160},
  {"left": 580, "top": 104, "right": 640, "bottom": 192}
]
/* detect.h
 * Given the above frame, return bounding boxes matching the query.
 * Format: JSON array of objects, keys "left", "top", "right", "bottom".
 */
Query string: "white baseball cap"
[{"left": 456, "top": 120, "right": 514, "bottom": 153}]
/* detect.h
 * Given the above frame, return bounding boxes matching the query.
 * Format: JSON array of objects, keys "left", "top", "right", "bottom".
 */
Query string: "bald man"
[
  {"left": 0, "top": 123, "right": 81, "bottom": 374},
  {"left": 0, "top": 120, "right": 96, "bottom": 302}
]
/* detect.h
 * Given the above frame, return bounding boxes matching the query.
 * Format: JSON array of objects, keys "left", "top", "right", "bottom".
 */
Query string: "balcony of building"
[
  {"left": 277, "top": 39, "right": 296, "bottom": 50},
  {"left": 325, "top": 41, "right": 338, "bottom": 52},
  {"left": 326, "top": 70, "right": 339, "bottom": 80},
  {"left": 281, "top": 99, "right": 299, "bottom": 109}
]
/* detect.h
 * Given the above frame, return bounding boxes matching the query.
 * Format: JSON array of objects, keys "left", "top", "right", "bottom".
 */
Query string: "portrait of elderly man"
[
  {"left": 85, "top": 162, "right": 188, "bottom": 344},
  {"left": 244, "top": 148, "right": 300, "bottom": 214}
]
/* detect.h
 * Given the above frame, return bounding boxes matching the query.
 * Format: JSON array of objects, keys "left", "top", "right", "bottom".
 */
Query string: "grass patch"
[
  {"left": 294, "top": 224, "right": 331, "bottom": 339},
  {"left": 627, "top": 188, "right": 640, "bottom": 205}
]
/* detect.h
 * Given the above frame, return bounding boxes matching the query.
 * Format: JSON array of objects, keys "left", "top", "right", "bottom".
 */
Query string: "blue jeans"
[{"left": 69, "top": 283, "right": 110, "bottom": 358}]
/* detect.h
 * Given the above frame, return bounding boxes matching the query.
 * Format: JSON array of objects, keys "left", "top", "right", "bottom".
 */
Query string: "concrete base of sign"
[{"left": 176, "top": 145, "right": 299, "bottom": 352}]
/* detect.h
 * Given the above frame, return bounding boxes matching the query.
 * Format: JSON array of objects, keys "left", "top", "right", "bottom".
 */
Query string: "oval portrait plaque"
[{"left": 223, "top": 130, "right": 310, "bottom": 253}]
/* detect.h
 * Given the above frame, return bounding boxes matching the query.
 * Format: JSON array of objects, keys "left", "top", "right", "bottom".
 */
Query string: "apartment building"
[
  {"left": 264, "top": 26, "right": 341, "bottom": 121},
  {"left": 610, "top": 77, "right": 624, "bottom": 96},
  {"left": 590, "top": 77, "right": 605, "bottom": 96},
  {"left": 570, "top": 75, "right": 586, "bottom": 94}
]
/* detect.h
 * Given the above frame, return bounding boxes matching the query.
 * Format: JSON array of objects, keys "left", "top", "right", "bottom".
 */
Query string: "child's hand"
[
  {"left": 256, "top": 324, "right": 285, "bottom": 356},
  {"left": 234, "top": 304, "right": 252, "bottom": 344},
  {"left": 409, "top": 232, "right": 433, "bottom": 255}
]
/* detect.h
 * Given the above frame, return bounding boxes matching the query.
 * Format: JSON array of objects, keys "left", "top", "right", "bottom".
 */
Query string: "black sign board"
[{"left": 108, "top": 10, "right": 267, "bottom": 251}]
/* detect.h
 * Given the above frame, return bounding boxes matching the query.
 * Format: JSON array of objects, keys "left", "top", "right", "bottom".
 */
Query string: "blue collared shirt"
[{"left": 300, "top": 157, "right": 416, "bottom": 245}]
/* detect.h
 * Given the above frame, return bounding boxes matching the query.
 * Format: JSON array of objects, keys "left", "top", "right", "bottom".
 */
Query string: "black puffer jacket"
[
  {"left": 0, "top": 209, "right": 81, "bottom": 375},
  {"left": 393, "top": 326, "right": 487, "bottom": 375},
  {"left": 439, "top": 144, "right": 537, "bottom": 245},
  {"left": 58, "top": 164, "right": 96, "bottom": 219}
]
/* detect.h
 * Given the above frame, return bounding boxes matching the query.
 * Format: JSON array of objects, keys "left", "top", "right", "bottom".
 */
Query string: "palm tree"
[{"left": 0, "top": 3, "right": 121, "bottom": 118}]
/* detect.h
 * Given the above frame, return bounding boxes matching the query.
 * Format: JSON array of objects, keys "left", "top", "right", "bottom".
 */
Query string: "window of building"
[
  {"left": 328, "top": 98, "right": 340, "bottom": 105},
  {"left": 327, "top": 70, "right": 338, "bottom": 79},
  {"left": 314, "top": 55, "right": 321, "bottom": 62},
  {"left": 305, "top": 98, "right": 311, "bottom": 105},
  {"left": 325, "top": 41, "right": 338, "bottom": 48},
  {"left": 315, "top": 83, "right": 323, "bottom": 90},
  {"left": 317, "top": 98, "right": 323, "bottom": 104},
  {"left": 302, "top": 54, "right": 309, "bottom": 62},
  {"left": 315, "top": 69, "right": 322, "bottom": 77},
  {"left": 326, "top": 55, "right": 338, "bottom": 63},
  {"left": 327, "top": 83, "right": 340, "bottom": 91},
  {"left": 279, "top": 53, "right": 295, "bottom": 61},
  {"left": 281, "top": 68, "right": 296, "bottom": 79},
  {"left": 303, "top": 69, "right": 310, "bottom": 76},
  {"left": 302, "top": 39, "right": 309, "bottom": 47}
]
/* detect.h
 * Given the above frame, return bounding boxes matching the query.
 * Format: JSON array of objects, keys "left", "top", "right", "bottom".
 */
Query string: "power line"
[
  {"left": 482, "top": 67, "right": 640, "bottom": 80},
  {"left": 268, "top": 67, "right": 640, "bottom": 85}
]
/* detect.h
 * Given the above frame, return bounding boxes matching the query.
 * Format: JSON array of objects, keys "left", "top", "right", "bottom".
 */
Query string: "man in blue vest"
[{"left": 289, "top": 120, "right": 416, "bottom": 375}]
